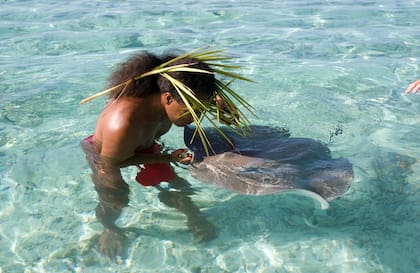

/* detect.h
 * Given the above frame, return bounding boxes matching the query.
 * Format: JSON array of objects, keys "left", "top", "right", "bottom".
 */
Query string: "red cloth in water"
[
  {"left": 84, "top": 135, "right": 94, "bottom": 144},
  {"left": 135, "top": 143, "right": 175, "bottom": 187}
]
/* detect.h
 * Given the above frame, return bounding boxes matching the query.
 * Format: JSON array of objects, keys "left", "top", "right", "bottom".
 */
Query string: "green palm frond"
[
  {"left": 80, "top": 48, "right": 256, "bottom": 155},
  {"left": 205, "top": 63, "right": 242, "bottom": 69},
  {"left": 212, "top": 68, "right": 254, "bottom": 83},
  {"left": 136, "top": 64, "right": 213, "bottom": 79}
]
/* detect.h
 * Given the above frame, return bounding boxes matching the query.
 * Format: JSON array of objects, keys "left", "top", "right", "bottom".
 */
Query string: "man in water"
[{"left": 81, "top": 52, "right": 222, "bottom": 260}]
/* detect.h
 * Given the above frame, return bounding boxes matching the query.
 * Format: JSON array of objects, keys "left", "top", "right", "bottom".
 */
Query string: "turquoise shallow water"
[{"left": 1, "top": 0, "right": 419, "bottom": 272}]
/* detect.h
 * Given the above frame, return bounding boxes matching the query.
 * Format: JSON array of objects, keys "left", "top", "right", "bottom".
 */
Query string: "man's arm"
[
  {"left": 99, "top": 122, "right": 192, "bottom": 168},
  {"left": 117, "top": 148, "right": 192, "bottom": 168},
  {"left": 91, "top": 161, "right": 129, "bottom": 260},
  {"left": 93, "top": 163, "right": 129, "bottom": 228},
  {"left": 405, "top": 80, "right": 420, "bottom": 94}
]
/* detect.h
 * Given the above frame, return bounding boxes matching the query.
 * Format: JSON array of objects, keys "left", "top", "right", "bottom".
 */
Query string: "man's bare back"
[{"left": 93, "top": 93, "right": 181, "bottom": 167}]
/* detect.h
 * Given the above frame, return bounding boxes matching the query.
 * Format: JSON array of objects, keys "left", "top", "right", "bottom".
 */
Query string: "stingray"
[{"left": 184, "top": 125, "right": 354, "bottom": 209}]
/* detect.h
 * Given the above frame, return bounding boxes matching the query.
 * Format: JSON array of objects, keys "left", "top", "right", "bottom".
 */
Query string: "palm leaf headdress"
[{"left": 80, "top": 48, "right": 256, "bottom": 155}]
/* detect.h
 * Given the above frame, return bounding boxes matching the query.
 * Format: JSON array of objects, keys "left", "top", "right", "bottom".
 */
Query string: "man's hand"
[
  {"left": 98, "top": 229, "right": 127, "bottom": 262},
  {"left": 171, "top": 149, "right": 193, "bottom": 165}
]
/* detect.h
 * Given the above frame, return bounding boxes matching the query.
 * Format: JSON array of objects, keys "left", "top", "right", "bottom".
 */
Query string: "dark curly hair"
[{"left": 108, "top": 52, "right": 216, "bottom": 103}]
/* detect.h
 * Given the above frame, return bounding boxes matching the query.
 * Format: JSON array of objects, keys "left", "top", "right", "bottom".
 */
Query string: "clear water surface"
[{"left": 0, "top": 0, "right": 419, "bottom": 272}]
